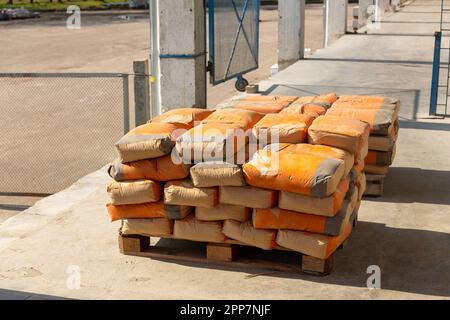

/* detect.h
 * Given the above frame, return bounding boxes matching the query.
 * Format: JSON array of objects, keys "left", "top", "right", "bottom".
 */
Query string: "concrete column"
[
  {"left": 157, "top": 0, "right": 207, "bottom": 113},
  {"left": 324, "top": 0, "right": 348, "bottom": 48},
  {"left": 278, "top": 0, "right": 306, "bottom": 71},
  {"left": 133, "top": 60, "right": 150, "bottom": 126}
]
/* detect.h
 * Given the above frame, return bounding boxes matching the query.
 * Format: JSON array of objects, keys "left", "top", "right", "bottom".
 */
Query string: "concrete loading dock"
[{"left": 1, "top": 0, "right": 450, "bottom": 299}]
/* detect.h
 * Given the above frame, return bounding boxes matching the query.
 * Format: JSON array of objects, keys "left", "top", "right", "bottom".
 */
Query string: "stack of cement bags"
[
  {"left": 167, "top": 107, "right": 265, "bottom": 243},
  {"left": 106, "top": 108, "right": 213, "bottom": 236},
  {"left": 238, "top": 117, "right": 369, "bottom": 259},
  {"left": 107, "top": 93, "right": 370, "bottom": 262},
  {"left": 326, "top": 96, "right": 400, "bottom": 177}
]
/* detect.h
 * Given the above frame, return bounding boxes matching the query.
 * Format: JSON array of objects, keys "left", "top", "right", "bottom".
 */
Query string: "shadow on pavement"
[{"left": 0, "top": 289, "right": 70, "bottom": 300}]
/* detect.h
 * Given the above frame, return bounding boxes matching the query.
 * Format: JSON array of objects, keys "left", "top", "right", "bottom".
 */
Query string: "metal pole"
[
  {"left": 429, "top": 32, "right": 441, "bottom": 116},
  {"left": 149, "top": 0, "right": 161, "bottom": 118},
  {"left": 122, "top": 74, "right": 130, "bottom": 133}
]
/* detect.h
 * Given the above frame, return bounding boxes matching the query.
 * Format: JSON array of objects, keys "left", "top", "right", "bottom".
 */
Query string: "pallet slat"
[{"left": 364, "top": 174, "right": 385, "bottom": 197}]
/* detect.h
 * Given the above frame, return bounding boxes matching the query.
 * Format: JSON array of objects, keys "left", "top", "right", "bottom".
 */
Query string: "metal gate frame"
[{"left": 208, "top": 0, "right": 260, "bottom": 85}]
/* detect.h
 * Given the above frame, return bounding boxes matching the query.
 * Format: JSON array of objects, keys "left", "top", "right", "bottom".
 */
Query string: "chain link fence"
[{"left": 0, "top": 73, "right": 130, "bottom": 195}]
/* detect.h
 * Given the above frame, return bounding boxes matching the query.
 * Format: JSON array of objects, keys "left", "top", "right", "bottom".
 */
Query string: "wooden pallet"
[
  {"left": 118, "top": 234, "right": 339, "bottom": 276},
  {"left": 364, "top": 174, "right": 385, "bottom": 197}
]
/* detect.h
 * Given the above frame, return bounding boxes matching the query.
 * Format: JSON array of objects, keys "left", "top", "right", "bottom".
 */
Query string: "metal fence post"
[
  {"left": 429, "top": 31, "right": 441, "bottom": 116},
  {"left": 133, "top": 60, "right": 150, "bottom": 126},
  {"left": 122, "top": 74, "right": 130, "bottom": 133}
]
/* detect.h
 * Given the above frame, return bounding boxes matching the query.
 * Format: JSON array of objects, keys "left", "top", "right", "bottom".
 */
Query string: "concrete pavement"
[{"left": 0, "top": 0, "right": 449, "bottom": 299}]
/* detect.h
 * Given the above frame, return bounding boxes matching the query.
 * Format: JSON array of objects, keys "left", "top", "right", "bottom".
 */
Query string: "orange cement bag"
[
  {"left": 308, "top": 115, "right": 370, "bottom": 158},
  {"left": 174, "top": 215, "right": 225, "bottom": 243},
  {"left": 252, "top": 113, "right": 314, "bottom": 144},
  {"left": 108, "top": 154, "right": 191, "bottom": 182},
  {"left": 254, "top": 193, "right": 354, "bottom": 236},
  {"left": 243, "top": 148, "right": 345, "bottom": 197},
  {"left": 106, "top": 202, "right": 167, "bottom": 222},
  {"left": 364, "top": 164, "right": 389, "bottom": 175},
  {"left": 115, "top": 122, "right": 190, "bottom": 163},
  {"left": 107, "top": 180, "right": 162, "bottom": 205},
  {"left": 326, "top": 107, "right": 397, "bottom": 136},
  {"left": 222, "top": 220, "right": 276, "bottom": 250},
  {"left": 202, "top": 108, "right": 264, "bottom": 130},
  {"left": 121, "top": 218, "right": 174, "bottom": 236},
  {"left": 279, "top": 178, "right": 349, "bottom": 217},
  {"left": 164, "top": 180, "right": 219, "bottom": 208},
  {"left": 281, "top": 93, "right": 338, "bottom": 117},
  {"left": 165, "top": 204, "right": 194, "bottom": 220},
  {"left": 365, "top": 146, "right": 396, "bottom": 166},
  {"left": 368, "top": 122, "right": 398, "bottom": 151},
  {"left": 276, "top": 221, "right": 353, "bottom": 259},
  {"left": 233, "top": 95, "right": 298, "bottom": 114},
  {"left": 280, "top": 104, "right": 326, "bottom": 118},
  {"left": 295, "top": 92, "right": 338, "bottom": 106},
  {"left": 151, "top": 108, "right": 214, "bottom": 127},
  {"left": 332, "top": 96, "right": 400, "bottom": 115},
  {"left": 356, "top": 173, "right": 366, "bottom": 200},
  {"left": 273, "top": 143, "right": 354, "bottom": 176},
  {"left": 175, "top": 122, "right": 249, "bottom": 163},
  {"left": 195, "top": 204, "right": 252, "bottom": 222},
  {"left": 190, "top": 162, "right": 246, "bottom": 187},
  {"left": 219, "top": 186, "right": 278, "bottom": 208}
]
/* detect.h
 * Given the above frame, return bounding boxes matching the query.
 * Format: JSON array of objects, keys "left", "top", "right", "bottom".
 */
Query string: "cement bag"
[
  {"left": 164, "top": 180, "right": 218, "bottom": 208},
  {"left": 121, "top": 218, "right": 173, "bottom": 236},
  {"left": 281, "top": 93, "right": 338, "bottom": 117},
  {"left": 279, "top": 178, "right": 349, "bottom": 217},
  {"left": 276, "top": 222, "right": 353, "bottom": 259},
  {"left": 108, "top": 154, "right": 191, "bottom": 182},
  {"left": 252, "top": 114, "right": 314, "bottom": 144},
  {"left": 280, "top": 103, "right": 326, "bottom": 118},
  {"left": 174, "top": 215, "right": 225, "bottom": 243},
  {"left": 175, "top": 122, "right": 248, "bottom": 163},
  {"left": 107, "top": 180, "right": 162, "bottom": 205},
  {"left": 308, "top": 115, "right": 370, "bottom": 158},
  {"left": 356, "top": 173, "right": 366, "bottom": 200},
  {"left": 364, "top": 164, "right": 389, "bottom": 175},
  {"left": 254, "top": 195, "right": 354, "bottom": 236},
  {"left": 326, "top": 107, "right": 397, "bottom": 136},
  {"left": 190, "top": 162, "right": 246, "bottom": 187},
  {"left": 115, "top": 122, "right": 190, "bottom": 163},
  {"left": 151, "top": 108, "right": 213, "bottom": 127},
  {"left": 195, "top": 204, "right": 251, "bottom": 222},
  {"left": 201, "top": 108, "right": 264, "bottom": 130},
  {"left": 233, "top": 95, "right": 298, "bottom": 114},
  {"left": 368, "top": 121, "right": 398, "bottom": 151},
  {"left": 106, "top": 202, "right": 167, "bottom": 222},
  {"left": 295, "top": 92, "right": 338, "bottom": 107},
  {"left": 222, "top": 220, "right": 276, "bottom": 250},
  {"left": 243, "top": 148, "right": 345, "bottom": 197},
  {"left": 165, "top": 204, "right": 193, "bottom": 220},
  {"left": 219, "top": 186, "right": 278, "bottom": 208},
  {"left": 332, "top": 96, "right": 400, "bottom": 115},
  {"left": 365, "top": 146, "right": 396, "bottom": 166},
  {"left": 280, "top": 143, "right": 354, "bottom": 176}
]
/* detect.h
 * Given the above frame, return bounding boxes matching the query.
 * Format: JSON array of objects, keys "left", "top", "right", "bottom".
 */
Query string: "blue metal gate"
[{"left": 208, "top": 0, "right": 260, "bottom": 88}]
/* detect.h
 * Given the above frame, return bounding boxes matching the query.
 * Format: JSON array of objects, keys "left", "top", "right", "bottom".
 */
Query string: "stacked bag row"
[
  {"left": 106, "top": 108, "right": 214, "bottom": 236},
  {"left": 326, "top": 96, "right": 400, "bottom": 176}
]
